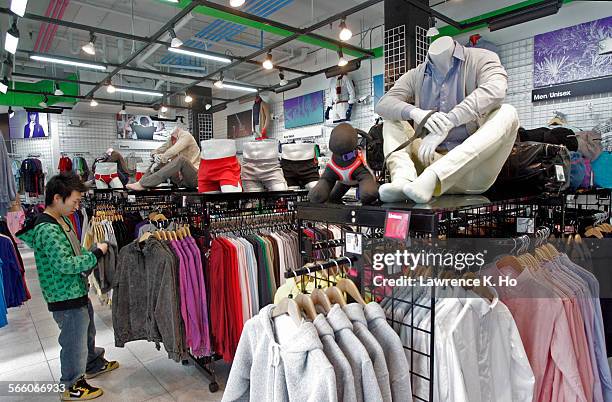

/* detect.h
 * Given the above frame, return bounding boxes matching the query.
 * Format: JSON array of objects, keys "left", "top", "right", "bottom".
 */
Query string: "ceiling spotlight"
[
  {"left": 0, "top": 77, "right": 8, "bottom": 94},
  {"left": 169, "top": 28, "right": 183, "bottom": 48},
  {"left": 229, "top": 0, "right": 245, "bottom": 7},
  {"left": 8, "top": 106, "right": 14, "bottom": 118},
  {"left": 262, "top": 52, "right": 273, "bottom": 70},
  {"left": 106, "top": 82, "right": 116, "bottom": 93},
  {"left": 161, "top": 105, "right": 168, "bottom": 113},
  {"left": 10, "top": 0, "right": 28, "bottom": 17},
  {"left": 39, "top": 95, "right": 48, "bottom": 108},
  {"left": 119, "top": 103, "right": 126, "bottom": 115},
  {"left": 90, "top": 98, "right": 98, "bottom": 107},
  {"left": 205, "top": 103, "right": 212, "bottom": 110},
  {"left": 184, "top": 93, "right": 193, "bottom": 103},
  {"left": 54, "top": 82, "right": 64, "bottom": 96},
  {"left": 426, "top": 16, "right": 439, "bottom": 37},
  {"left": 5, "top": 20, "right": 20, "bottom": 55},
  {"left": 82, "top": 32, "right": 96, "bottom": 55},
  {"left": 339, "top": 19, "right": 352, "bottom": 42},
  {"left": 214, "top": 73, "right": 224, "bottom": 88},
  {"left": 278, "top": 71, "right": 288, "bottom": 86},
  {"left": 337, "top": 49, "right": 348, "bottom": 67}
]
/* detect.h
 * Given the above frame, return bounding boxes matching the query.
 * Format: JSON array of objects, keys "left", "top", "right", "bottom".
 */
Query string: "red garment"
[
  {"left": 136, "top": 172, "right": 144, "bottom": 181},
  {"left": 94, "top": 172, "right": 119, "bottom": 185},
  {"left": 58, "top": 156, "right": 73, "bottom": 173},
  {"left": 327, "top": 150, "right": 367, "bottom": 185},
  {"left": 198, "top": 156, "right": 241, "bottom": 193}
]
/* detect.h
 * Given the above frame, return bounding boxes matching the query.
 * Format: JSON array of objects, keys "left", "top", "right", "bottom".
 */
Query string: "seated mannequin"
[
  {"left": 94, "top": 162, "right": 124, "bottom": 189},
  {"left": 375, "top": 36, "right": 517, "bottom": 203},
  {"left": 198, "top": 139, "right": 242, "bottom": 193},
  {"left": 127, "top": 127, "right": 200, "bottom": 190},
  {"left": 280, "top": 143, "right": 320, "bottom": 190},
  {"left": 241, "top": 140, "right": 288, "bottom": 192}
]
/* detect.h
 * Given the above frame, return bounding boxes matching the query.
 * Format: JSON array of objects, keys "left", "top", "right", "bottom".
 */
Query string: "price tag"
[
  {"left": 346, "top": 233, "right": 362, "bottom": 255},
  {"left": 127, "top": 195, "right": 136, "bottom": 203},
  {"left": 555, "top": 165, "right": 566, "bottom": 182},
  {"left": 517, "top": 217, "right": 535, "bottom": 234},
  {"left": 384, "top": 210, "right": 411, "bottom": 240}
]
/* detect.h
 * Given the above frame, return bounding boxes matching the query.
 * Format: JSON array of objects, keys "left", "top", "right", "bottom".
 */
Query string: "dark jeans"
[{"left": 51, "top": 300, "right": 106, "bottom": 387}]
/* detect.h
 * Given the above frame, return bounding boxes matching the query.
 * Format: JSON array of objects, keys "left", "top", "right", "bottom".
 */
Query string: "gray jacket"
[
  {"left": 327, "top": 304, "right": 383, "bottom": 402},
  {"left": 313, "top": 314, "right": 357, "bottom": 402},
  {"left": 112, "top": 238, "right": 187, "bottom": 362},
  {"left": 375, "top": 45, "right": 507, "bottom": 135},
  {"left": 365, "top": 302, "right": 413, "bottom": 402},
  {"left": 344, "top": 304, "right": 392, "bottom": 402},
  {"left": 95, "top": 242, "right": 117, "bottom": 293},
  {"left": 222, "top": 305, "right": 338, "bottom": 402}
]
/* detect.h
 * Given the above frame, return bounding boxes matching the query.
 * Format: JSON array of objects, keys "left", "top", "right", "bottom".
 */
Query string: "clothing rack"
[{"left": 284, "top": 255, "right": 357, "bottom": 279}]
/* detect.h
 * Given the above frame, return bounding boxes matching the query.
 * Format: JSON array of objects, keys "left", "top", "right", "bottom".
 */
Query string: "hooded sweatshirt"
[
  {"left": 364, "top": 302, "right": 413, "bottom": 402},
  {"left": 17, "top": 213, "right": 103, "bottom": 311},
  {"left": 326, "top": 304, "right": 383, "bottom": 402},
  {"left": 343, "top": 303, "right": 392, "bottom": 402},
  {"left": 313, "top": 314, "right": 357, "bottom": 402},
  {"left": 222, "top": 304, "right": 338, "bottom": 402}
]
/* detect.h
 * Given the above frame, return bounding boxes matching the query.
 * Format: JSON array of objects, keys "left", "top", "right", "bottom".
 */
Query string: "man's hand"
[
  {"left": 96, "top": 243, "right": 109, "bottom": 255},
  {"left": 418, "top": 112, "right": 454, "bottom": 166}
]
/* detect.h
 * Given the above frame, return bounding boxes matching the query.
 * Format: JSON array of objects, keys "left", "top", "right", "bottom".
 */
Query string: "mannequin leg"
[
  {"left": 308, "top": 179, "right": 335, "bottom": 203},
  {"left": 95, "top": 180, "right": 109, "bottom": 189},
  {"left": 242, "top": 180, "right": 265, "bottom": 192},
  {"left": 109, "top": 177, "right": 124, "bottom": 189},
  {"left": 266, "top": 182, "right": 288, "bottom": 191},
  {"left": 357, "top": 177, "right": 379, "bottom": 205},
  {"left": 137, "top": 157, "right": 190, "bottom": 188},
  {"left": 379, "top": 120, "right": 419, "bottom": 202},
  {"left": 305, "top": 181, "right": 318, "bottom": 190},
  {"left": 220, "top": 184, "right": 243, "bottom": 193},
  {"left": 404, "top": 104, "right": 519, "bottom": 202}
]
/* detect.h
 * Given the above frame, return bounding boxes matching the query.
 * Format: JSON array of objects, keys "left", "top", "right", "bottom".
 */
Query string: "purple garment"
[
  {"left": 170, "top": 240, "right": 194, "bottom": 352},
  {"left": 175, "top": 239, "right": 204, "bottom": 355},
  {"left": 186, "top": 237, "right": 210, "bottom": 356}
]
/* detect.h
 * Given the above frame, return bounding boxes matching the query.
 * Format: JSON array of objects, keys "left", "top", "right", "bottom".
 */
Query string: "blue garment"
[
  {"left": 0, "top": 258, "right": 7, "bottom": 328},
  {"left": 419, "top": 43, "right": 469, "bottom": 150},
  {"left": 570, "top": 152, "right": 587, "bottom": 191},
  {"left": 592, "top": 152, "right": 612, "bottom": 188},
  {"left": 51, "top": 300, "right": 106, "bottom": 387},
  {"left": 0, "top": 236, "right": 26, "bottom": 308}
]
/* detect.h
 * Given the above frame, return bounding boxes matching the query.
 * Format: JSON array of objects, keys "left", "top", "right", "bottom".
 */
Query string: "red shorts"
[
  {"left": 95, "top": 172, "right": 118, "bottom": 185},
  {"left": 198, "top": 156, "right": 242, "bottom": 192}
]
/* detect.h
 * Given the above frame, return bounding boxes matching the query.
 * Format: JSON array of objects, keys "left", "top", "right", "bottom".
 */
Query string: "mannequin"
[
  {"left": 375, "top": 36, "right": 516, "bottom": 203},
  {"left": 198, "top": 139, "right": 242, "bottom": 193},
  {"left": 94, "top": 162, "right": 124, "bottom": 189},
  {"left": 325, "top": 74, "right": 356, "bottom": 123},
  {"left": 253, "top": 93, "right": 271, "bottom": 140},
  {"left": 135, "top": 162, "right": 151, "bottom": 182},
  {"left": 280, "top": 143, "right": 320, "bottom": 190},
  {"left": 241, "top": 139, "right": 288, "bottom": 192}
]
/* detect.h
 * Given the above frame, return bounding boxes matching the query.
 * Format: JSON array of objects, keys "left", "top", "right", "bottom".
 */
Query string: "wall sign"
[
  {"left": 384, "top": 210, "right": 411, "bottom": 240},
  {"left": 532, "top": 75, "right": 612, "bottom": 102}
]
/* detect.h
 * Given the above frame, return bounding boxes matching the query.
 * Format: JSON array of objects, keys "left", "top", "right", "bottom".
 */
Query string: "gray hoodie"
[
  {"left": 313, "top": 314, "right": 357, "bottom": 402},
  {"left": 365, "top": 302, "right": 413, "bottom": 402},
  {"left": 326, "top": 304, "right": 383, "bottom": 402},
  {"left": 222, "top": 305, "right": 338, "bottom": 402},
  {"left": 343, "top": 303, "right": 392, "bottom": 402}
]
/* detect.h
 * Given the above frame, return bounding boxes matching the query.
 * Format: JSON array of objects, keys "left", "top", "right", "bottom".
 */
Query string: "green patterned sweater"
[{"left": 17, "top": 213, "right": 102, "bottom": 311}]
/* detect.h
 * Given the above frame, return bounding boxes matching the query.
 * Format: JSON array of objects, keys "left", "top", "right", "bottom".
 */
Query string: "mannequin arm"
[
  {"left": 447, "top": 51, "right": 508, "bottom": 127},
  {"left": 261, "top": 101, "right": 270, "bottom": 132},
  {"left": 375, "top": 69, "right": 418, "bottom": 121},
  {"left": 346, "top": 78, "right": 356, "bottom": 104},
  {"left": 160, "top": 132, "right": 195, "bottom": 162}
]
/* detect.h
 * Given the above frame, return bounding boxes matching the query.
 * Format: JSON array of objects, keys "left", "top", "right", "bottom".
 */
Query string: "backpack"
[{"left": 358, "top": 120, "right": 385, "bottom": 172}]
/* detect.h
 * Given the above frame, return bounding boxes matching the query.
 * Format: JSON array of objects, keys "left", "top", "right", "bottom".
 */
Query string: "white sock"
[{"left": 402, "top": 170, "right": 438, "bottom": 203}]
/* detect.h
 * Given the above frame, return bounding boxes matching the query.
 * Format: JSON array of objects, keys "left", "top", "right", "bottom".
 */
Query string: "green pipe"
[
  {"left": 0, "top": 75, "right": 78, "bottom": 107},
  {"left": 156, "top": 0, "right": 369, "bottom": 58}
]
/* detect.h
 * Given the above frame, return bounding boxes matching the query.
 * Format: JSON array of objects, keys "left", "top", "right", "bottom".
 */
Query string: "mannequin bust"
[
  {"left": 281, "top": 143, "right": 315, "bottom": 160},
  {"left": 242, "top": 139, "right": 288, "bottom": 191},
  {"left": 253, "top": 94, "right": 271, "bottom": 140},
  {"left": 281, "top": 143, "right": 319, "bottom": 190},
  {"left": 243, "top": 139, "right": 278, "bottom": 160},
  {"left": 95, "top": 162, "right": 124, "bottom": 189},
  {"left": 375, "top": 35, "right": 516, "bottom": 204},
  {"left": 199, "top": 139, "right": 242, "bottom": 193}
]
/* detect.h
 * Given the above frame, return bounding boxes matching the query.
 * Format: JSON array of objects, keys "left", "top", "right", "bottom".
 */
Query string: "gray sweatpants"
[{"left": 139, "top": 156, "right": 198, "bottom": 189}]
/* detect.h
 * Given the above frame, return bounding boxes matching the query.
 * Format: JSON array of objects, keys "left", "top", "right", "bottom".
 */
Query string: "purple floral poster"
[{"left": 533, "top": 16, "right": 612, "bottom": 88}]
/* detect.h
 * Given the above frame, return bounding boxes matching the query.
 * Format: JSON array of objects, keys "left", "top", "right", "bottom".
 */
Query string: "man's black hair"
[{"left": 44, "top": 172, "right": 88, "bottom": 206}]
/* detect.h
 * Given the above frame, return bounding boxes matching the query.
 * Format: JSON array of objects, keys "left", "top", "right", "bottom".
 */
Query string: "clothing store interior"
[{"left": 1, "top": 0, "right": 612, "bottom": 401}]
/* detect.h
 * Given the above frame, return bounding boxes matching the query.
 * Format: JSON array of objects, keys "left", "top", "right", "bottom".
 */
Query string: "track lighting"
[
  {"left": 5, "top": 20, "right": 20, "bottom": 55},
  {"left": 30, "top": 54, "right": 107, "bottom": 71},
  {"left": 8, "top": 106, "right": 14, "bottom": 118},
  {"left": 10, "top": 0, "right": 28, "bottom": 17},
  {"left": 278, "top": 71, "right": 288, "bottom": 86},
  {"left": 54, "top": 82, "right": 64, "bottom": 96},
  {"left": 339, "top": 19, "right": 352, "bottom": 42},
  {"left": 229, "top": 0, "right": 245, "bottom": 7},
  {"left": 184, "top": 93, "right": 193, "bottom": 103},
  {"left": 106, "top": 82, "right": 116, "bottom": 93},
  {"left": 0, "top": 77, "right": 8, "bottom": 94},
  {"left": 214, "top": 73, "right": 224, "bottom": 88},
  {"left": 39, "top": 95, "right": 48, "bottom": 108},
  {"left": 82, "top": 32, "right": 96, "bottom": 55},
  {"left": 337, "top": 49, "right": 348, "bottom": 67},
  {"left": 168, "top": 47, "right": 231, "bottom": 63},
  {"left": 169, "top": 28, "right": 183, "bottom": 48},
  {"left": 119, "top": 103, "right": 126, "bottom": 115},
  {"left": 90, "top": 98, "right": 98, "bottom": 107},
  {"left": 262, "top": 52, "right": 273, "bottom": 70},
  {"left": 205, "top": 103, "right": 212, "bottom": 110},
  {"left": 273, "top": 80, "right": 301, "bottom": 93}
]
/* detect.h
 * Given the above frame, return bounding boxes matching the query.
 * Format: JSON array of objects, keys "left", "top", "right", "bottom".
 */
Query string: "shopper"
[{"left": 17, "top": 173, "right": 119, "bottom": 401}]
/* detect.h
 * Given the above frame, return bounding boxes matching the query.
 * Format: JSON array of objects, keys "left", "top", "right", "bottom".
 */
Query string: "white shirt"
[{"left": 328, "top": 75, "right": 356, "bottom": 106}]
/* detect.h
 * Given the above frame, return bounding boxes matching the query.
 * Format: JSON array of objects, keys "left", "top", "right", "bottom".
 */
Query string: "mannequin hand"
[
  {"left": 346, "top": 104, "right": 353, "bottom": 120},
  {"left": 409, "top": 108, "right": 433, "bottom": 124},
  {"left": 325, "top": 106, "right": 332, "bottom": 120},
  {"left": 153, "top": 154, "right": 162, "bottom": 164},
  {"left": 418, "top": 131, "right": 447, "bottom": 166},
  {"left": 424, "top": 112, "right": 454, "bottom": 137}
]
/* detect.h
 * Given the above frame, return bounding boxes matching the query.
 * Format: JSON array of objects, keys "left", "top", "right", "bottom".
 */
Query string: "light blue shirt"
[{"left": 420, "top": 43, "right": 469, "bottom": 150}]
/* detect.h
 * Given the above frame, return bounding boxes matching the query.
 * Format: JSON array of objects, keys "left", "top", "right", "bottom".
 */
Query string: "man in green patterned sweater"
[{"left": 18, "top": 173, "right": 119, "bottom": 401}]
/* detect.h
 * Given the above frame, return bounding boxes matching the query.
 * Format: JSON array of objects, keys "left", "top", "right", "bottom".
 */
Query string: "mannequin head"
[{"left": 428, "top": 36, "right": 455, "bottom": 73}]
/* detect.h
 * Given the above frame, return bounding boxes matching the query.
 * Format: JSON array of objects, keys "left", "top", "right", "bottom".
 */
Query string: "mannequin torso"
[
  {"left": 281, "top": 143, "right": 315, "bottom": 161},
  {"left": 201, "top": 139, "right": 237, "bottom": 160},
  {"left": 243, "top": 140, "right": 279, "bottom": 160}
]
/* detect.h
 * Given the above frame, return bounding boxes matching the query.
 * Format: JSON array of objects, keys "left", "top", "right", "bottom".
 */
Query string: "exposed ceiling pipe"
[
  {"left": 43, "top": 0, "right": 71, "bottom": 53},
  {"left": 34, "top": 0, "right": 57, "bottom": 52},
  {"left": 72, "top": 0, "right": 167, "bottom": 25},
  {"left": 41, "top": 0, "right": 65, "bottom": 53},
  {"left": 137, "top": 13, "right": 194, "bottom": 67}
]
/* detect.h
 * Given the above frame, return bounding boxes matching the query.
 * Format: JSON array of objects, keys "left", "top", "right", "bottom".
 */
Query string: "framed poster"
[
  {"left": 373, "top": 74, "right": 385, "bottom": 107},
  {"left": 227, "top": 109, "right": 253, "bottom": 139},
  {"left": 8, "top": 111, "right": 50, "bottom": 139},
  {"left": 117, "top": 114, "right": 172, "bottom": 141},
  {"left": 283, "top": 90, "right": 324, "bottom": 129}
]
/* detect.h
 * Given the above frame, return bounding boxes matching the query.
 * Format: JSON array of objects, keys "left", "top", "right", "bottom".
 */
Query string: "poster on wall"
[
  {"left": 227, "top": 110, "right": 253, "bottom": 139},
  {"left": 116, "top": 114, "right": 173, "bottom": 141},
  {"left": 8, "top": 111, "right": 50, "bottom": 139},
  {"left": 283, "top": 90, "right": 324, "bottom": 129},
  {"left": 532, "top": 16, "right": 612, "bottom": 102},
  {"left": 373, "top": 74, "right": 385, "bottom": 107}
]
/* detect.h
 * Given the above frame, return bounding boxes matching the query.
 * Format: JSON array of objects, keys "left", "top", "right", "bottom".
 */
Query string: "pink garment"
[
  {"left": 6, "top": 211, "right": 25, "bottom": 245},
  {"left": 185, "top": 237, "right": 210, "bottom": 356},
  {"left": 170, "top": 240, "right": 193, "bottom": 351},
  {"left": 490, "top": 265, "right": 588, "bottom": 402}
]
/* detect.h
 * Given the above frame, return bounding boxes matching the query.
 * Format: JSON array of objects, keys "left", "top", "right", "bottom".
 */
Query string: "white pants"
[
  {"left": 383, "top": 104, "right": 519, "bottom": 195},
  {"left": 332, "top": 102, "right": 350, "bottom": 122}
]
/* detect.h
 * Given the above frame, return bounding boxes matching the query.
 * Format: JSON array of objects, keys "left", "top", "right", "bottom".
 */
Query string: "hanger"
[
  {"left": 336, "top": 278, "right": 365, "bottom": 305},
  {"left": 295, "top": 293, "right": 317, "bottom": 321},
  {"left": 271, "top": 296, "right": 302, "bottom": 327},
  {"left": 462, "top": 271, "right": 495, "bottom": 302},
  {"left": 311, "top": 287, "right": 332, "bottom": 313},
  {"left": 325, "top": 286, "right": 347, "bottom": 307}
]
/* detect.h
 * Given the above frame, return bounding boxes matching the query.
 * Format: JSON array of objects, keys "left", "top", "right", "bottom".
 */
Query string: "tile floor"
[{"left": 0, "top": 249, "right": 229, "bottom": 402}]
